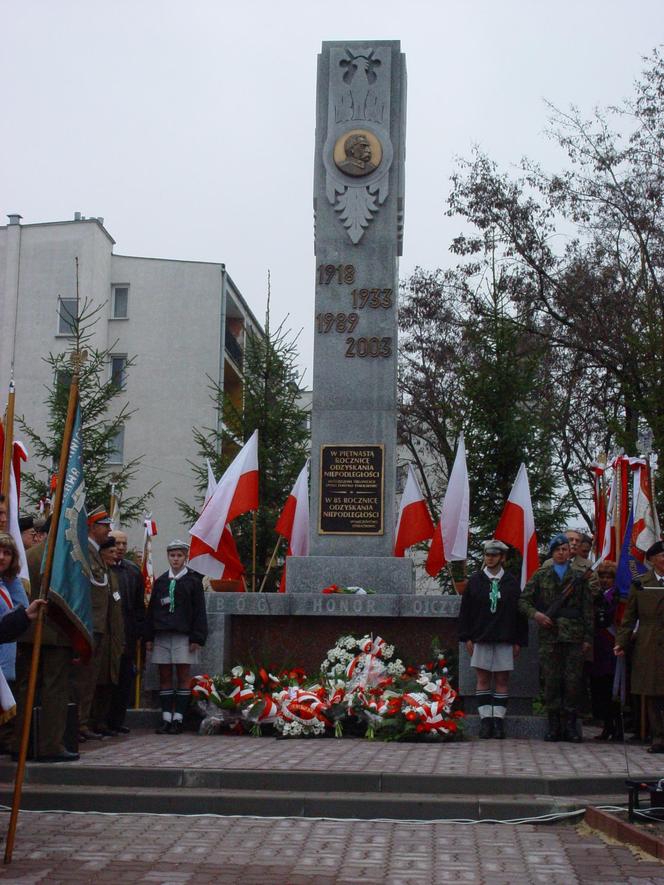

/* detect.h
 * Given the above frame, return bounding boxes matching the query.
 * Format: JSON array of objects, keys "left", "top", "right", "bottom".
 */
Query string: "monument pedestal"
[{"left": 286, "top": 555, "right": 414, "bottom": 594}]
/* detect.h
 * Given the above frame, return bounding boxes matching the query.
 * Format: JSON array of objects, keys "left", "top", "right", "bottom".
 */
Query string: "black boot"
[
  {"left": 479, "top": 717, "right": 494, "bottom": 739},
  {"left": 493, "top": 718, "right": 505, "bottom": 740},
  {"left": 563, "top": 712, "right": 582, "bottom": 743},
  {"left": 593, "top": 719, "right": 613, "bottom": 741},
  {"left": 544, "top": 712, "right": 561, "bottom": 742}
]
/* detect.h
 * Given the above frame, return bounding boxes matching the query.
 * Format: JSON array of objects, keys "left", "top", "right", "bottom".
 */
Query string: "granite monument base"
[
  {"left": 286, "top": 555, "right": 415, "bottom": 594},
  {"left": 143, "top": 591, "right": 456, "bottom": 692}
]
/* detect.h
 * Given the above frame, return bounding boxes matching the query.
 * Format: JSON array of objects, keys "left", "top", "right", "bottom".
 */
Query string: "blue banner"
[{"left": 48, "top": 406, "right": 93, "bottom": 659}]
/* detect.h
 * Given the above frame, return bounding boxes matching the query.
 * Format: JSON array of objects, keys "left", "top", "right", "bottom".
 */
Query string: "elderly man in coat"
[{"left": 615, "top": 539, "right": 664, "bottom": 754}]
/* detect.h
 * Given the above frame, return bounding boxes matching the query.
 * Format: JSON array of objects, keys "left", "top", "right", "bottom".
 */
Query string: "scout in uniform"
[
  {"left": 145, "top": 540, "right": 207, "bottom": 734},
  {"left": 519, "top": 533, "right": 593, "bottom": 742},
  {"left": 459, "top": 539, "right": 528, "bottom": 739},
  {"left": 615, "top": 539, "right": 664, "bottom": 753}
]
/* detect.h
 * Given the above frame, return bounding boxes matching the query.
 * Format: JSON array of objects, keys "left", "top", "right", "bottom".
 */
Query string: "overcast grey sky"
[{"left": 3, "top": 1, "right": 661, "bottom": 378}]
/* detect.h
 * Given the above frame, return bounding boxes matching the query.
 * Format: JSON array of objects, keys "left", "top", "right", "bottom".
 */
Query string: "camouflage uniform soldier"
[{"left": 519, "top": 533, "right": 593, "bottom": 742}]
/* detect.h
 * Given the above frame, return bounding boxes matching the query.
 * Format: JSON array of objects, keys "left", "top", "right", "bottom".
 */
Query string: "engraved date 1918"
[{"left": 317, "top": 264, "right": 355, "bottom": 285}]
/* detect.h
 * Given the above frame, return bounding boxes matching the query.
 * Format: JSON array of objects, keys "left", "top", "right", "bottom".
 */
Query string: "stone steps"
[
  {"left": 0, "top": 762, "right": 628, "bottom": 820},
  {"left": 0, "top": 781, "right": 600, "bottom": 820}
]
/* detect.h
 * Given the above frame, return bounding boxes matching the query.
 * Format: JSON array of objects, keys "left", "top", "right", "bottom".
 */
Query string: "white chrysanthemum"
[{"left": 382, "top": 644, "right": 394, "bottom": 659}]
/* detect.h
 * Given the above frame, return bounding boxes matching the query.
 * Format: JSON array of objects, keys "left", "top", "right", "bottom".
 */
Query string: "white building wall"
[{"left": 0, "top": 216, "right": 262, "bottom": 568}]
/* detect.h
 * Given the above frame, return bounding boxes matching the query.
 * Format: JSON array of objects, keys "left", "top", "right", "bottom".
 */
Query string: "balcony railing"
[{"left": 225, "top": 329, "right": 243, "bottom": 369}]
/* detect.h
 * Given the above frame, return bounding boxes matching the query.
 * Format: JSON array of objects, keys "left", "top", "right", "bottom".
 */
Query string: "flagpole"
[
  {"left": 1, "top": 380, "right": 16, "bottom": 506},
  {"left": 4, "top": 364, "right": 80, "bottom": 865},
  {"left": 257, "top": 537, "right": 282, "bottom": 593},
  {"left": 252, "top": 512, "right": 257, "bottom": 592}
]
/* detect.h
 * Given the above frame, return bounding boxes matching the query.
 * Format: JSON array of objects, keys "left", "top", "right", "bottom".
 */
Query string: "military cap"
[
  {"left": 18, "top": 516, "right": 35, "bottom": 533},
  {"left": 87, "top": 505, "right": 111, "bottom": 526},
  {"left": 166, "top": 539, "right": 189, "bottom": 552},
  {"left": 548, "top": 533, "right": 570, "bottom": 555},
  {"left": 483, "top": 539, "right": 509, "bottom": 554},
  {"left": 646, "top": 540, "right": 664, "bottom": 559}
]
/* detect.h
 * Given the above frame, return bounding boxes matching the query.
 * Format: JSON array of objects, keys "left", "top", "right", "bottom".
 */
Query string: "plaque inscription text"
[{"left": 319, "top": 444, "right": 384, "bottom": 535}]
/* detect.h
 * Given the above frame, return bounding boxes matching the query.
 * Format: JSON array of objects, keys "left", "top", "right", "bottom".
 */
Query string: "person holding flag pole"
[{"left": 4, "top": 349, "right": 93, "bottom": 864}]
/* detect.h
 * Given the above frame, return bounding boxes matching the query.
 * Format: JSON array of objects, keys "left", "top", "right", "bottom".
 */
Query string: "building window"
[
  {"left": 107, "top": 426, "right": 125, "bottom": 464},
  {"left": 110, "top": 355, "right": 127, "bottom": 389},
  {"left": 111, "top": 286, "right": 129, "bottom": 319},
  {"left": 55, "top": 370, "right": 72, "bottom": 405},
  {"left": 57, "top": 297, "right": 78, "bottom": 335}
]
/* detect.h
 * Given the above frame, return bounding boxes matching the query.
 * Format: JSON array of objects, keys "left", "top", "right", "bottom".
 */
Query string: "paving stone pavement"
[
  {"left": 66, "top": 727, "right": 664, "bottom": 778},
  {"left": 0, "top": 812, "right": 662, "bottom": 883}
]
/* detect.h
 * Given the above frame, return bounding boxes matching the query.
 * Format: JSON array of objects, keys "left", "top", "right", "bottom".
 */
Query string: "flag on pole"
[
  {"left": 109, "top": 483, "right": 120, "bottom": 530},
  {"left": 47, "top": 406, "right": 93, "bottom": 660},
  {"left": 393, "top": 464, "right": 435, "bottom": 557},
  {"left": 494, "top": 463, "right": 539, "bottom": 588},
  {"left": 275, "top": 459, "right": 310, "bottom": 592},
  {"left": 141, "top": 514, "right": 157, "bottom": 605},
  {"left": 0, "top": 425, "right": 29, "bottom": 582},
  {"left": 188, "top": 432, "right": 258, "bottom": 579},
  {"left": 188, "top": 459, "right": 245, "bottom": 581},
  {"left": 426, "top": 434, "right": 470, "bottom": 576},
  {"left": 630, "top": 457, "right": 661, "bottom": 561}
]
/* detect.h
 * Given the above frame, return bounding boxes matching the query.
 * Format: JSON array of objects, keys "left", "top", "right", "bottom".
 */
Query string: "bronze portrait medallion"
[{"left": 333, "top": 129, "right": 383, "bottom": 178}]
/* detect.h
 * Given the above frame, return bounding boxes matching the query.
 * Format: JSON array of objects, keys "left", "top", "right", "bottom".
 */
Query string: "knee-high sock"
[
  {"left": 493, "top": 692, "right": 508, "bottom": 719},
  {"left": 173, "top": 690, "right": 190, "bottom": 722},
  {"left": 159, "top": 690, "right": 175, "bottom": 722},
  {"left": 476, "top": 688, "right": 492, "bottom": 719}
]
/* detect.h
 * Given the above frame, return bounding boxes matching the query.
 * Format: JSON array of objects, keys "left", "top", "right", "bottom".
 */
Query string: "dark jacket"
[
  {"left": 0, "top": 607, "right": 31, "bottom": 644},
  {"left": 458, "top": 570, "right": 529, "bottom": 646},
  {"left": 145, "top": 569, "right": 207, "bottom": 646},
  {"left": 111, "top": 559, "right": 145, "bottom": 648}
]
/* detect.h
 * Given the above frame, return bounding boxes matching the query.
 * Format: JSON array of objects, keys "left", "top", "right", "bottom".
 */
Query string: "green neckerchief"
[
  {"left": 489, "top": 578, "right": 501, "bottom": 614},
  {"left": 168, "top": 579, "right": 176, "bottom": 613}
]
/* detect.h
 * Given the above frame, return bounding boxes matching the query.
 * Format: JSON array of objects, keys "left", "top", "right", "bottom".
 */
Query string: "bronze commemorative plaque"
[{"left": 319, "top": 444, "right": 384, "bottom": 535}]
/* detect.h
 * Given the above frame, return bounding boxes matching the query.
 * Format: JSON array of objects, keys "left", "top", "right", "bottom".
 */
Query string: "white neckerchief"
[
  {"left": 483, "top": 566, "right": 505, "bottom": 581},
  {"left": 168, "top": 566, "right": 188, "bottom": 581}
]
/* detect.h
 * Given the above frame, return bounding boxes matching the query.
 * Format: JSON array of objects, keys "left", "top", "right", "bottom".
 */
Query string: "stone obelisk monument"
[{"left": 288, "top": 40, "right": 411, "bottom": 594}]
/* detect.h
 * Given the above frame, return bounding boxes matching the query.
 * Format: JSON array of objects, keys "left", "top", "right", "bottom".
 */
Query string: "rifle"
[{"left": 544, "top": 567, "right": 592, "bottom": 621}]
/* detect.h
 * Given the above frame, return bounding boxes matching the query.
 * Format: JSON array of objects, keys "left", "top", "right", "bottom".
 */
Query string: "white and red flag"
[
  {"left": 393, "top": 464, "right": 435, "bottom": 557},
  {"left": 494, "top": 463, "right": 538, "bottom": 588},
  {"left": 630, "top": 456, "right": 661, "bottom": 562},
  {"left": 0, "top": 425, "right": 29, "bottom": 581},
  {"left": 192, "top": 459, "right": 245, "bottom": 581},
  {"left": 189, "top": 431, "right": 258, "bottom": 580},
  {"left": 426, "top": 434, "right": 470, "bottom": 576},
  {"left": 141, "top": 514, "right": 157, "bottom": 604},
  {"left": 275, "top": 459, "right": 310, "bottom": 592}
]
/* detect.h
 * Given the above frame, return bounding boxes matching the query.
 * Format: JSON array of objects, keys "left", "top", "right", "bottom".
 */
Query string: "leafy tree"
[
  {"left": 18, "top": 298, "right": 155, "bottom": 524},
  {"left": 399, "top": 252, "right": 569, "bottom": 571},
  {"left": 178, "top": 305, "right": 310, "bottom": 591},
  {"left": 447, "top": 48, "right": 664, "bottom": 511}
]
